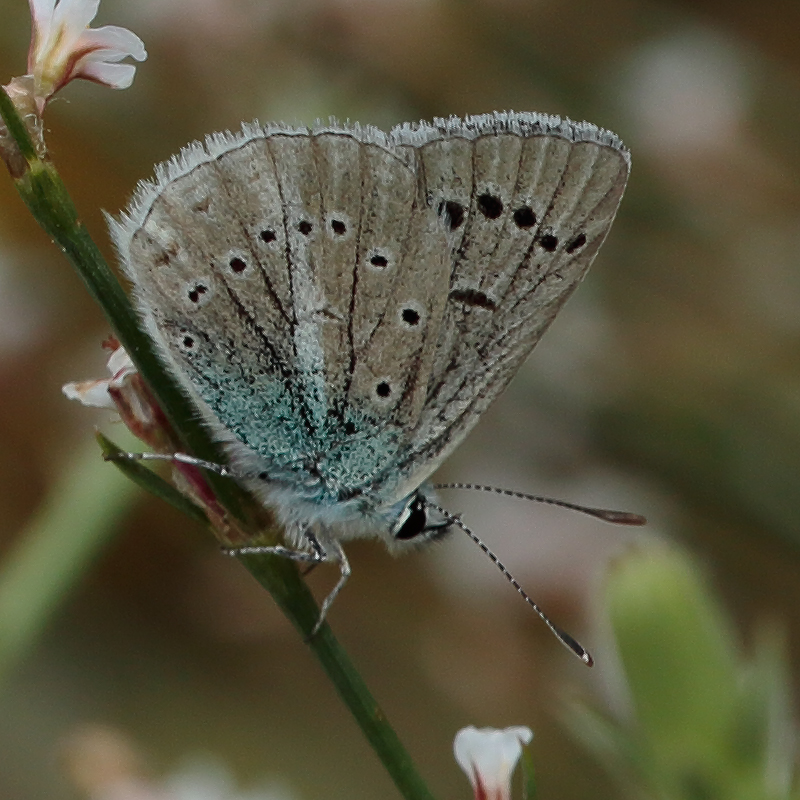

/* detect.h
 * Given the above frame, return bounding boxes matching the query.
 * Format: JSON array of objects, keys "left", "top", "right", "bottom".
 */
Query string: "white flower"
[
  {"left": 62, "top": 337, "right": 169, "bottom": 450},
  {"left": 454, "top": 726, "right": 533, "bottom": 800},
  {"left": 63, "top": 338, "right": 137, "bottom": 409},
  {"left": 27, "top": 0, "right": 146, "bottom": 112}
]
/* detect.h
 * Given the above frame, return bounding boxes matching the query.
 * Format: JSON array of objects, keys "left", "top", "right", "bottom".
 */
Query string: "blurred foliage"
[
  {"left": 574, "top": 547, "right": 798, "bottom": 800},
  {"left": 520, "top": 743, "right": 538, "bottom": 800},
  {"left": 0, "top": 433, "right": 139, "bottom": 685}
]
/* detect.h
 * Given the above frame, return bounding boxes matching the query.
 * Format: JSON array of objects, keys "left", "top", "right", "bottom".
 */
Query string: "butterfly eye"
[
  {"left": 393, "top": 494, "right": 452, "bottom": 541},
  {"left": 393, "top": 495, "right": 428, "bottom": 540}
]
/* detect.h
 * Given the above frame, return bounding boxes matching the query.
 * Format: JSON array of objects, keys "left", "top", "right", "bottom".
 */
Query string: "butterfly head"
[{"left": 384, "top": 485, "right": 453, "bottom": 553}]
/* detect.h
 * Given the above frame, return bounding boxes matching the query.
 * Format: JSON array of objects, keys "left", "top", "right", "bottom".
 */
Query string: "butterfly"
[{"left": 112, "top": 111, "right": 630, "bottom": 631}]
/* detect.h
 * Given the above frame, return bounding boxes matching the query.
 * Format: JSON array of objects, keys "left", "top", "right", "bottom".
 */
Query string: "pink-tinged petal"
[
  {"left": 23, "top": 0, "right": 146, "bottom": 111},
  {"left": 76, "top": 61, "right": 137, "bottom": 89},
  {"left": 62, "top": 340, "right": 137, "bottom": 409},
  {"left": 51, "top": 0, "right": 100, "bottom": 35},
  {"left": 454, "top": 726, "right": 533, "bottom": 800},
  {"left": 63, "top": 339, "right": 194, "bottom": 465},
  {"left": 62, "top": 378, "right": 118, "bottom": 409},
  {"left": 28, "top": 0, "right": 56, "bottom": 29},
  {"left": 77, "top": 26, "right": 147, "bottom": 62},
  {"left": 106, "top": 343, "right": 137, "bottom": 378}
]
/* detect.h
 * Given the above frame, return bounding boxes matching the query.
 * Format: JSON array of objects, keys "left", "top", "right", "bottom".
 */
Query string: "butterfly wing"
[
  {"left": 113, "top": 123, "right": 452, "bottom": 506},
  {"left": 381, "top": 113, "right": 630, "bottom": 497},
  {"left": 113, "top": 113, "right": 627, "bottom": 518}
]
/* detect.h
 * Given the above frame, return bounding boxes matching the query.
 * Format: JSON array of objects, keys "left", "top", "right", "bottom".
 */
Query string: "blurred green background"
[{"left": 1, "top": 0, "right": 800, "bottom": 798}]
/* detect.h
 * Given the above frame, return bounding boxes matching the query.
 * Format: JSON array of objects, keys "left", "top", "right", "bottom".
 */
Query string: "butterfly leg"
[
  {"left": 313, "top": 540, "right": 350, "bottom": 635},
  {"left": 105, "top": 450, "right": 231, "bottom": 475},
  {"left": 224, "top": 533, "right": 350, "bottom": 635},
  {"left": 225, "top": 542, "right": 324, "bottom": 564}
]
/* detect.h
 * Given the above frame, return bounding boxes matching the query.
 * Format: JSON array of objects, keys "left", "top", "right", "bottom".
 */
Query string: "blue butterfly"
[{"left": 112, "top": 112, "right": 629, "bottom": 646}]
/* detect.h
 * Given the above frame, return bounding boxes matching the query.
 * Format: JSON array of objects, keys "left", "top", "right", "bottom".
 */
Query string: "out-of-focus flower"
[
  {"left": 1, "top": 0, "right": 146, "bottom": 170},
  {"left": 62, "top": 724, "right": 293, "bottom": 800},
  {"left": 454, "top": 725, "right": 533, "bottom": 800},
  {"left": 27, "top": 0, "right": 147, "bottom": 113}
]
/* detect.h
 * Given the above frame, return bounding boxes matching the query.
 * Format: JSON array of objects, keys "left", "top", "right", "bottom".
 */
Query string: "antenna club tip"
[
  {"left": 599, "top": 511, "right": 647, "bottom": 526},
  {"left": 557, "top": 628, "right": 594, "bottom": 666}
]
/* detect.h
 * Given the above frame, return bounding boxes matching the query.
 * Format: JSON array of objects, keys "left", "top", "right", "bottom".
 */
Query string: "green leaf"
[
  {"left": 573, "top": 547, "right": 800, "bottom": 800},
  {"left": 96, "top": 432, "right": 209, "bottom": 527}
]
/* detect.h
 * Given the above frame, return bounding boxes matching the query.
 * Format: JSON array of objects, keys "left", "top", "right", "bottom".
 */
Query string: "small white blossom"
[
  {"left": 454, "top": 726, "right": 533, "bottom": 800},
  {"left": 63, "top": 338, "right": 137, "bottom": 410},
  {"left": 27, "top": 0, "right": 146, "bottom": 112},
  {"left": 62, "top": 337, "right": 168, "bottom": 449}
]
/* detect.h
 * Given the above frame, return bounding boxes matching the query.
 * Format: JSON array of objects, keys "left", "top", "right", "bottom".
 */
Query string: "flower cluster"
[{"left": 63, "top": 338, "right": 233, "bottom": 535}]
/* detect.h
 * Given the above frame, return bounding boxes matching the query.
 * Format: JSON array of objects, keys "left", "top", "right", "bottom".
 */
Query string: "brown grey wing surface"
[{"left": 391, "top": 114, "right": 630, "bottom": 485}]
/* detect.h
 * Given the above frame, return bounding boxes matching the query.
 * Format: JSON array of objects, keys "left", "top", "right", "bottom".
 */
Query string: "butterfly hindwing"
[{"left": 121, "top": 147, "right": 294, "bottom": 432}]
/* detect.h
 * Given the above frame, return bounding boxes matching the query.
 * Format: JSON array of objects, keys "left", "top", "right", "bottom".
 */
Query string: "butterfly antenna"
[
  {"left": 427, "top": 501, "right": 593, "bottom": 667},
  {"left": 435, "top": 483, "right": 646, "bottom": 526}
]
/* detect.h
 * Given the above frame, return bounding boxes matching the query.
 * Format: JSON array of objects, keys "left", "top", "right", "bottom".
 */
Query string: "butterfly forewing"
[{"left": 392, "top": 117, "right": 630, "bottom": 489}]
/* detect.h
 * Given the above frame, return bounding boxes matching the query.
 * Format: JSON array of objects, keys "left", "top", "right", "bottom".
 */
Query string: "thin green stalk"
[
  {"left": 241, "top": 552, "right": 437, "bottom": 800},
  {"left": 0, "top": 87, "right": 37, "bottom": 164},
  {"left": 0, "top": 86, "right": 438, "bottom": 800}
]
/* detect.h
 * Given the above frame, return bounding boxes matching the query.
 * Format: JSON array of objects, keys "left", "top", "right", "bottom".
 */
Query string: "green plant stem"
[
  {"left": 0, "top": 87, "right": 438, "bottom": 800},
  {"left": 242, "top": 553, "right": 437, "bottom": 800}
]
